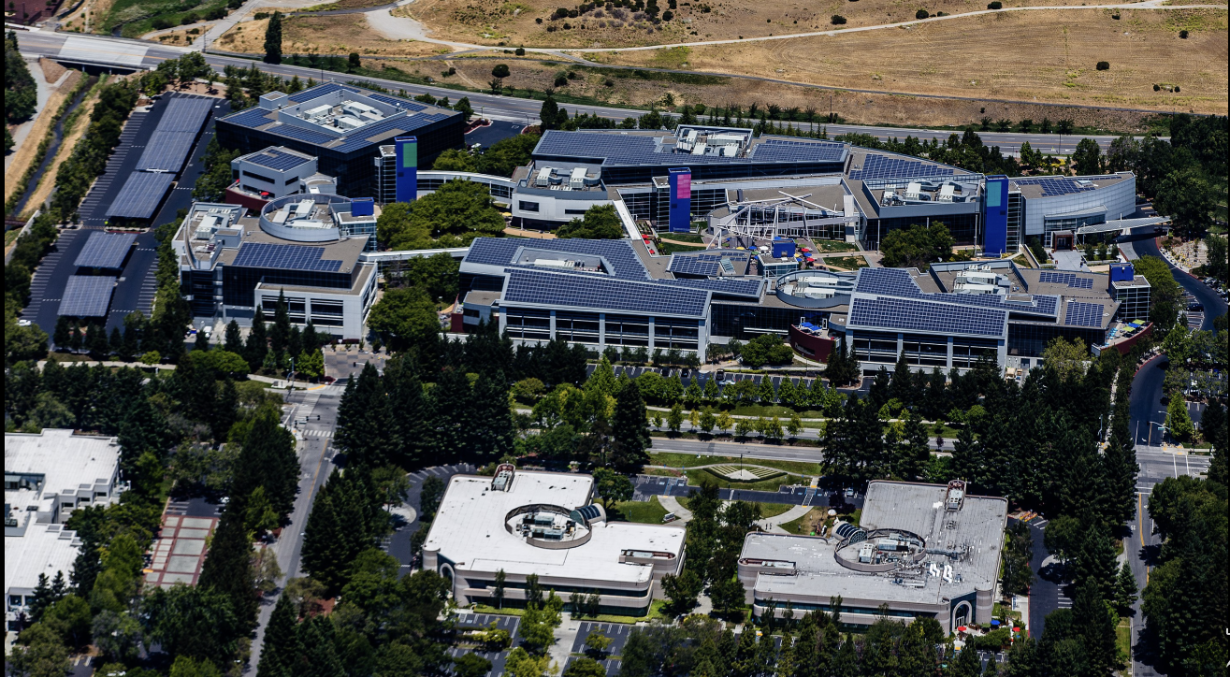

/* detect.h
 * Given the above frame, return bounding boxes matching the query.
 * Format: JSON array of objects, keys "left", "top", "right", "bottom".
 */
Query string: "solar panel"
[
  {"left": 1012, "top": 177, "right": 1098, "bottom": 197},
  {"left": 58, "top": 276, "right": 115, "bottom": 317},
  {"left": 751, "top": 138, "right": 846, "bottom": 163},
  {"left": 105, "top": 171, "right": 175, "bottom": 219},
  {"left": 231, "top": 242, "right": 344, "bottom": 272},
  {"left": 1065, "top": 301, "right": 1104, "bottom": 327},
  {"left": 367, "top": 93, "right": 428, "bottom": 112},
  {"left": 854, "top": 267, "right": 1059, "bottom": 317},
  {"left": 503, "top": 269, "right": 709, "bottom": 317},
  {"left": 658, "top": 277, "right": 762, "bottom": 297},
  {"left": 849, "top": 296, "right": 1005, "bottom": 337},
  {"left": 246, "top": 148, "right": 313, "bottom": 172},
  {"left": 667, "top": 255, "right": 720, "bottom": 276},
  {"left": 286, "top": 83, "right": 357, "bottom": 103},
  {"left": 157, "top": 96, "right": 213, "bottom": 132},
  {"left": 221, "top": 107, "right": 273, "bottom": 129},
  {"left": 270, "top": 124, "right": 336, "bottom": 145},
  {"left": 466, "top": 238, "right": 649, "bottom": 280},
  {"left": 75, "top": 232, "right": 136, "bottom": 269},
  {"left": 1039, "top": 271, "right": 1097, "bottom": 289},
  {"left": 848, "top": 153, "right": 956, "bottom": 181},
  {"left": 136, "top": 130, "right": 199, "bottom": 172},
  {"left": 534, "top": 130, "right": 844, "bottom": 168}
]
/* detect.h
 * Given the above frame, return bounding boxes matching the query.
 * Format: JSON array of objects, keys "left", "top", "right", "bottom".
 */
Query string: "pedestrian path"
[
  {"left": 657, "top": 495, "right": 693, "bottom": 522},
  {"left": 755, "top": 504, "right": 812, "bottom": 533}
]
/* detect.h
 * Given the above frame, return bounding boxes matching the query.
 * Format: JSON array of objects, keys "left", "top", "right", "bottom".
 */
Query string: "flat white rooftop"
[
  {"left": 425, "top": 471, "right": 684, "bottom": 584},
  {"left": 5, "top": 429, "right": 121, "bottom": 488}
]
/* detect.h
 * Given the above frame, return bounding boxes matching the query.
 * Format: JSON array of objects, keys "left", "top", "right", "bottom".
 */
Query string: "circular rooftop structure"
[
  {"left": 505, "top": 504, "right": 598, "bottom": 550},
  {"left": 258, "top": 193, "right": 355, "bottom": 243},
  {"left": 774, "top": 270, "right": 855, "bottom": 308},
  {"left": 833, "top": 528, "right": 927, "bottom": 573}
]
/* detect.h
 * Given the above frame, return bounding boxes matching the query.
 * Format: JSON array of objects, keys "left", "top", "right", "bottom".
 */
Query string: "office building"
[
  {"left": 6, "top": 430, "right": 125, "bottom": 630},
  {"left": 215, "top": 84, "right": 464, "bottom": 197},
  {"left": 172, "top": 199, "right": 379, "bottom": 339},
  {"left": 738, "top": 480, "right": 1007, "bottom": 633},
  {"left": 422, "top": 466, "right": 685, "bottom": 616}
]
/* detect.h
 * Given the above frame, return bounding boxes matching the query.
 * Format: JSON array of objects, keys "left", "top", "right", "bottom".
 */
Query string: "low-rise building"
[
  {"left": 738, "top": 480, "right": 1007, "bottom": 634},
  {"left": 422, "top": 467, "right": 685, "bottom": 616},
  {"left": 5, "top": 430, "right": 125, "bottom": 630},
  {"left": 172, "top": 199, "right": 379, "bottom": 339}
]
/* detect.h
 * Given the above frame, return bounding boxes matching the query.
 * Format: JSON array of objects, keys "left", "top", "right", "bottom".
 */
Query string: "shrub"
[
  {"left": 536, "top": 17, "right": 543, "bottom": 23},
  {"left": 1153, "top": 83, "right": 1160, "bottom": 91},
  {"left": 916, "top": 8, "right": 929, "bottom": 18},
  {"left": 515, "top": 46, "right": 525, "bottom": 55},
  {"left": 987, "top": 1, "right": 1001, "bottom": 8},
  {"left": 830, "top": 14, "right": 847, "bottom": 24},
  {"left": 1173, "top": 85, "right": 1180, "bottom": 92},
  {"left": 1096, "top": 61, "right": 1110, "bottom": 70},
  {"left": 1179, "top": 29, "right": 1188, "bottom": 38}
]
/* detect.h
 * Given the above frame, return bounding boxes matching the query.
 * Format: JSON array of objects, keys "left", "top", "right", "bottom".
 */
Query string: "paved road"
[
  {"left": 14, "top": 30, "right": 1164, "bottom": 150},
  {"left": 633, "top": 473, "right": 858, "bottom": 510},
  {"left": 246, "top": 383, "right": 343, "bottom": 670}
]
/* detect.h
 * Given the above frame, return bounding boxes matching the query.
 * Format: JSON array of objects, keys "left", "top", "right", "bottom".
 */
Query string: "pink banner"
[{"left": 676, "top": 173, "right": 691, "bottom": 199}]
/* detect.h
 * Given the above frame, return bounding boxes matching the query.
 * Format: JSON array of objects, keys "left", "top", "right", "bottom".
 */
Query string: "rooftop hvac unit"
[
  {"left": 569, "top": 167, "right": 587, "bottom": 189},
  {"left": 336, "top": 116, "right": 363, "bottom": 130},
  {"left": 709, "top": 133, "right": 744, "bottom": 146},
  {"left": 803, "top": 288, "right": 835, "bottom": 299},
  {"left": 904, "top": 182, "right": 922, "bottom": 200},
  {"left": 721, "top": 145, "right": 738, "bottom": 157},
  {"left": 295, "top": 200, "right": 314, "bottom": 216},
  {"left": 304, "top": 104, "right": 331, "bottom": 118},
  {"left": 807, "top": 277, "right": 839, "bottom": 287},
  {"left": 938, "top": 184, "right": 955, "bottom": 202},
  {"left": 536, "top": 167, "right": 552, "bottom": 187},
  {"left": 691, "top": 142, "right": 707, "bottom": 156},
  {"left": 532, "top": 258, "right": 572, "bottom": 268},
  {"left": 943, "top": 564, "right": 954, "bottom": 583}
]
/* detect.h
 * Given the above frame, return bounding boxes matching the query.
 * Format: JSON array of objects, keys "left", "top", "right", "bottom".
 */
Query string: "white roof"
[
  {"left": 5, "top": 523, "right": 80, "bottom": 602},
  {"left": 5, "top": 429, "right": 120, "bottom": 494},
  {"left": 425, "top": 471, "right": 685, "bottom": 584}
]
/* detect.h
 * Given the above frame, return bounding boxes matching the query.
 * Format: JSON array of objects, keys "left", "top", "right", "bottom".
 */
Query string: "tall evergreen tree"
[
  {"left": 1070, "top": 576, "right": 1117, "bottom": 674},
  {"left": 264, "top": 11, "right": 283, "bottom": 64},
  {"left": 301, "top": 485, "right": 347, "bottom": 594},
  {"left": 270, "top": 292, "right": 291, "bottom": 356},
  {"left": 246, "top": 306, "right": 268, "bottom": 371},
  {"left": 231, "top": 408, "right": 299, "bottom": 519},
  {"left": 610, "top": 380, "right": 650, "bottom": 472},
  {"left": 1102, "top": 367, "right": 1140, "bottom": 526},
  {"left": 896, "top": 411, "right": 930, "bottom": 481},
  {"left": 198, "top": 507, "right": 258, "bottom": 628},
  {"left": 256, "top": 594, "right": 301, "bottom": 677},
  {"left": 385, "top": 358, "right": 430, "bottom": 469},
  {"left": 224, "top": 320, "right": 243, "bottom": 354}
]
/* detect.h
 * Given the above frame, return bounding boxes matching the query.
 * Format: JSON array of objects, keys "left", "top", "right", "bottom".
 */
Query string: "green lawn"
[
  {"left": 611, "top": 496, "right": 669, "bottom": 524},
  {"left": 1116, "top": 618, "right": 1131, "bottom": 665},
  {"left": 780, "top": 507, "right": 825, "bottom": 535},
  {"left": 102, "top": 0, "right": 233, "bottom": 37},
  {"left": 825, "top": 255, "right": 868, "bottom": 270},
  {"left": 680, "top": 469, "right": 790, "bottom": 492},
  {"left": 657, "top": 241, "right": 707, "bottom": 255},
  {"left": 662, "top": 232, "right": 707, "bottom": 243},
  {"left": 676, "top": 496, "right": 795, "bottom": 518},
  {"left": 648, "top": 451, "right": 822, "bottom": 476},
  {"left": 810, "top": 240, "right": 857, "bottom": 253}
]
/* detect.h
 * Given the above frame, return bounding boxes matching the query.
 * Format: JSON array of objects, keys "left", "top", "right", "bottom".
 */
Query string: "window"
[
  {"left": 564, "top": 209, "right": 588, "bottom": 215},
  {"left": 242, "top": 170, "right": 275, "bottom": 185},
  {"left": 519, "top": 201, "right": 540, "bottom": 213},
  {"left": 285, "top": 176, "right": 298, "bottom": 186}
]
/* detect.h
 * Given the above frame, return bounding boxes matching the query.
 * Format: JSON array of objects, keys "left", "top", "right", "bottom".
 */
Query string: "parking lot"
[
  {"left": 446, "top": 613, "right": 522, "bottom": 677},
  {"left": 631, "top": 474, "right": 859, "bottom": 509}
]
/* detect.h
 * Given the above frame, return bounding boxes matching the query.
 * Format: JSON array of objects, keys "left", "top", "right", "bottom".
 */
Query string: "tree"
[
  {"left": 454, "top": 654, "right": 493, "bottom": 677},
  {"left": 490, "top": 63, "right": 510, "bottom": 90},
  {"left": 263, "top": 11, "right": 282, "bottom": 63},
  {"left": 584, "top": 631, "right": 612, "bottom": 658},
  {"left": 7, "top": 623, "right": 70, "bottom": 677},
  {"left": 256, "top": 594, "right": 300, "bottom": 677},
  {"left": 1165, "top": 391, "right": 1195, "bottom": 440},
  {"left": 556, "top": 204, "right": 624, "bottom": 239},
  {"left": 592, "top": 468, "right": 634, "bottom": 507},
  {"left": 1114, "top": 562, "right": 1138, "bottom": 613},
  {"left": 1041, "top": 336, "right": 1087, "bottom": 383},
  {"left": 539, "top": 95, "right": 561, "bottom": 131},
  {"left": 431, "top": 148, "right": 477, "bottom": 172},
  {"left": 198, "top": 507, "right": 258, "bottom": 628},
  {"left": 467, "top": 134, "right": 536, "bottom": 179},
  {"left": 610, "top": 380, "right": 651, "bottom": 471},
  {"left": 492, "top": 569, "right": 506, "bottom": 609},
  {"left": 879, "top": 222, "right": 955, "bottom": 269},
  {"left": 1071, "top": 137, "right": 1102, "bottom": 175},
  {"left": 660, "top": 569, "right": 700, "bottom": 615},
  {"left": 367, "top": 287, "right": 440, "bottom": 352},
  {"left": 1153, "top": 167, "right": 1215, "bottom": 238},
  {"left": 348, "top": 52, "right": 361, "bottom": 71}
]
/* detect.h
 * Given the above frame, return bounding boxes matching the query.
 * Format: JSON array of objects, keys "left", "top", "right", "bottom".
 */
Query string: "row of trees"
[
  {"left": 376, "top": 178, "right": 506, "bottom": 250},
  {"left": 878, "top": 222, "right": 960, "bottom": 270},
  {"left": 430, "top": 133, "right": 540, "bottom": 177}
]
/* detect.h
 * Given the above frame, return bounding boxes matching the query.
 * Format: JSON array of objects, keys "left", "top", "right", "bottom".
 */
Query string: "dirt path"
[
  {"left": 5, "top": 70, "right": 83, "bottom": 204},
  {"left": 355, "top": 0, "right": 1226, "bottom": 54},
  {"left": 503, "top": 227, "right": 556, "bottom": 239},
  {"left": 21, "top": 84, "right": 102, "bottom": 219}
]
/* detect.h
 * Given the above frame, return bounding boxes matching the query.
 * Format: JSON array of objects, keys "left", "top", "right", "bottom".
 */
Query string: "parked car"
[{"left": 1189, "top": 302, "right": 1204, "bottom": 312}]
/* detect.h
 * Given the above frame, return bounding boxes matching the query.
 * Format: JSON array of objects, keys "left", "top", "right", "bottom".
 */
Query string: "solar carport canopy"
[
  {"left": 74, "top": 231, "right": 137, "bottom": 269},
  {"left": 105, "top": 172, "right": 175, "bottom": 219},
  {"left": 58, "top": 275, "right": 115, "bottom": 317},
  {"left": 134, "top": 96, "right": 214, "bottom": 172}
]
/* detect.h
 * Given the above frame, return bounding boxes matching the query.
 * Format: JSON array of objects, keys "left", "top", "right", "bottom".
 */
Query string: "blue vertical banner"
[
  {"left": 668, "top": 167, "right": 691, "bottom": 233},
  {"left": 984, "top": 175, "right": 1009, "bottom": 257},
  {"left": 395, "top": 136, "right": 417, "bottom": 203}
]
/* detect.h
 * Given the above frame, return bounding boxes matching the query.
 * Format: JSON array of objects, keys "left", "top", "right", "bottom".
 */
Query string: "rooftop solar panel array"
[
  {"left": 503, "top": 269, "right": 709, "bottom": 317},
  {"left": 534, "top": 131, "right": 844, "bottom": 168},
  {"left": 105, "top": 171, "right": 175, "bottom": 219},
  {"left": 1065, "top": 301, "right": 1104, "bottom": 327},
  {"left": 58, "top": 276, "right": 114, "bottom": 317},
  {"left": 466, "top": 238, "right": 649, "bottom": 280},
  {"left": 75, "top": 232, "right": 137, "bottom": 269},
  {"left": 136, "top": 130, "right": 199, "bottom": 172},
  {"left": 223, "top": 107, "right": 273, "bottom": 129},
  {"left": 855, "top": 267, "right": 1059, "bottom": 317},
  {"left": 286, "top": 83, "right": 356, "bottom": 103},
  {"left": 848, "top": 154, "right": 956, "bottom": 181},
  {"left": 246, "top": 148, "right": 314, "bottom": 172},
  {"left": 750, "top": 139, "right": 846, "bottom": 163},
  {"left": 157, "top": 97, "right": 214, "bottom": 132},
  {"left": 667, "top": 256, "right": 720, "bottom": 276},
  {"left": 232, "top": 243, "right": 344, "bottom": 272},
  {"left": 850, "top": 296, "right": 1006, "bottom": 337},
  {"left": 1011, "top": 177, "right": 1098, "bottom": 197},
  {"left": 270, "top": 124, "right": 337, "bottom": 145},
  {"left": 366, "top": 93, "right": 428, "bottom": 112},
  {"left": 1039, "top": 271, "right": 1094, "bottom": 289},
  {"left": 658, "top": 277, "right": 762, "bottom": 298}
]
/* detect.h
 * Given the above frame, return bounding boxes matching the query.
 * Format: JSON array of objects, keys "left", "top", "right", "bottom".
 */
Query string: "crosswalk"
[{"left": 302, "top": 429, "right": 334, "bottom": 438}]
